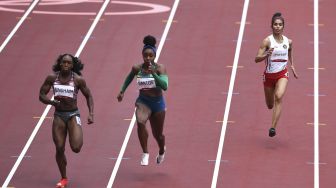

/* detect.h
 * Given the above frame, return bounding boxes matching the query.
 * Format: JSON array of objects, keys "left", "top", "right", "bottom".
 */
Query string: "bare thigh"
[
  {"left": 67, "top": 116, "right": 83, "bottom": 152},
  {"left": 135, "top": 102, "right": 152, "bottom": 125},
  {"left": 52, "top": 116, "right": 67, "bottom": 150},
  {"left": 274, "top": 78, "right": 288, "bottom": 100},
  {"left": 149, "top": 111, "right": 166, "bottom": 137},
  {"left": 264, "top": 86, "right": 275, "bottom": 109}
]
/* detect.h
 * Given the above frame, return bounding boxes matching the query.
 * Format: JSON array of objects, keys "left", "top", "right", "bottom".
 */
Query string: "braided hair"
[{"left": 52, "top": 53, "right": 84, "bottom": 76}]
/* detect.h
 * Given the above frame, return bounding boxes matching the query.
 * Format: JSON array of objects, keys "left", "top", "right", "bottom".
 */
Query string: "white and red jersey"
[{"left": 265, "top": 34, "right": 289, "bottom": 73}]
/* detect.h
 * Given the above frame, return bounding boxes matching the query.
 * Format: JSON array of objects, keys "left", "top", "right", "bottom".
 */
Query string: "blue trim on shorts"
[{"left": 136, "top": 94, "right": 166, "bottom": 113}]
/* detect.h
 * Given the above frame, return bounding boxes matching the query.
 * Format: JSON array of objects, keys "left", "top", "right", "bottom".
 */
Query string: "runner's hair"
[{"left": 53, "top": 53, "right": 84, "bottom": 75}]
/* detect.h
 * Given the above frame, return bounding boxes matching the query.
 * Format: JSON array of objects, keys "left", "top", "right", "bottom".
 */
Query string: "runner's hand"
[
  {"left": 51, "top": 100, "right": 60, "bottom": 107},
  {"left": 266, "top": 48, "right": 274, "bottom": 57},
  {"left": 87, "top": 114, "right": 94, "bottom": 124},
  {"left": 117, "top": 92, "right": 124, "bottom": 102},
  {"left": 291, "top": 66, "right": 299, "bottom": 79}
]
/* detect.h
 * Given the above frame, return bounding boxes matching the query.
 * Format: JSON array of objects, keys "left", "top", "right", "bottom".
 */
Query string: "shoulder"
[
  {"left": 155, "top": 63, "right": 165, "bottom": 69},
  {"left": 132, "top": 64, "right": 142, "bottom": 70},
  {"left": 260, "top": 37, "right": 271, "bottom": 48},
  {"left": 284, "top": 35, "right": 293, "bottom": 48},
  {"left": 282, "top": 35, "right": 291, "bottom": 42},
  {"left": 131, "top": 64, "right": 142, "bottom": 73},
  {"left": 45, "top": 73, "right": 57, "bottom": 81},
  {"left": 155, "top": 63, "right": 167, "bottom": 74},
  {"left": 73, "top": 72, "right": 86, "bottom": 86}
]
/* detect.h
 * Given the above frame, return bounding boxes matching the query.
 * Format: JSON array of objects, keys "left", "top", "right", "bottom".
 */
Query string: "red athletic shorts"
[{"left": 263, "top": 68, "right": 289, "bottom": 88}]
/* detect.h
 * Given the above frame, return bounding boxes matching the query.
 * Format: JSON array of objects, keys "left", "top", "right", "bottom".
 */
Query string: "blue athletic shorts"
[{"left": 136, "top": 94, "right": 166, "bottom": 113}]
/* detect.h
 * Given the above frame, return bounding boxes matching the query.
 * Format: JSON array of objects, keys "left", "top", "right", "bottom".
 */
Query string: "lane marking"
[
  {"left": 307, "top": 122, "right": 326, "bottom": 126},
  {"left": 211, "top": 0, "right": 250, "bottom": 187},
  {"left": 226, "top": 65, "right": 244, "bottom": 68},
  {"left": 162, "top": 19, "right": 178, "bottom": 23},
  {"left": 308, "top": 41, "right": 325, "bottom": 44},
  {"left": 307, "top": 67, "right": 325, "bottom": 70},
  {"left": 221, "top": 92, "right": 240, "bottom": 95},
  {"left": 307, "top": 162, "right": 327, "bottom": 165},
  {"left": 16, "top": 16, "right": 31, "bottom": 20},
  {"left": 33, "top": 116, "right": 53, "bottom": 119},
  {"left": 208, "top": 160, "right": 229, "bottom": 163},
  {"left": 235, "top": 21, "right": 251, "bottom": 25},
  {"left": 0, "top": 0, "right": 40, "bottom": 54},
  {"left": 215, "top": 120, "right": 235, "bottom": 124},
  {"left": 0, "top": 1, "right": 170, "bottom": 16},
  {"left": 313, "top": 1, "right": 320, "bottom": 188},
  {"left": 1, "top": 1, "right": 111, "bottom": 187},
  {"left": 308, "top": 23, "right": 324, "bottom": 26},
  {"left": 89, "top": 18, "right": 105, "bottom": 21},
  {"left": 106, "top": 1, "right": 180, "bottom": 187},
  {"left": 10, "top": 156, "right": 31, "bottom": 158},
  {"left": 307, "top": 94, "right": 326, "bottom": 97},
  {"left": 108, "top": 157, "right": 130, "bottom": 160}
]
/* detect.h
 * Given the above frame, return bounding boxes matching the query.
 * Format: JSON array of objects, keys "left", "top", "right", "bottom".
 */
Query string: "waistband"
[
  {"left": 264, "top": 68, "right": 288, "bottom": 78},
  {"left": 55, "top": 108, "right": 79, "bottom": 112}
]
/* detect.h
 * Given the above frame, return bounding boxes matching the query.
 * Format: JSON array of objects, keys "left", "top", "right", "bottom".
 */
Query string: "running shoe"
[
  {"left": 56, "top": 178, "right": 68, "bottom": 188},
  {"left": 140, "top": 153, "right": 149, "bottom": 166},
  {"left": 156, "top": 147, "right": 166, "bottom": 164},
  {"left": 269, "top": 128, "right": 276, "bottom": 137}
]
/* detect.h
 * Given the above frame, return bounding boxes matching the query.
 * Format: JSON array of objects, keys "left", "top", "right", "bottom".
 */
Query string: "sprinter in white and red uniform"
[
  {"left": 39, "top": 54, "right": 94, "bottom": 188},
  {"left": 255, "top": 12, "right": 298, "bottom": 137}
]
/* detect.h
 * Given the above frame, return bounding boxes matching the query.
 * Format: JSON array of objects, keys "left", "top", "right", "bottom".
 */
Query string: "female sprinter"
[
  {"left": 39, "top": 54, "right": 94, "bottom": 187},
  {"left": 255, "top": 12, "right": 298, "bottom": 137},
  {"left": 117, "top": 35, "right": 168, "bottom": 166}
]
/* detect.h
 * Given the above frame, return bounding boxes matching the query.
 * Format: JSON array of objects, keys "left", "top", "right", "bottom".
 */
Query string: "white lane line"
[
  {"left": 0, "top": 0, "right": 40, "bottom": 54},
  {"left": 211, "top": 0, "right": 250, "bottom": 187},
  {"left": 314, "top": 1, "right": 320, "bottom": 188},
  {"left": 105, "top": 0, "right": 180, "bottom": 187},
  {"left": 1, "top": 1, "right": 111, "bottom": 187},
  {"left": 75, "top": 0, "right": 110, "bottom": 57}
]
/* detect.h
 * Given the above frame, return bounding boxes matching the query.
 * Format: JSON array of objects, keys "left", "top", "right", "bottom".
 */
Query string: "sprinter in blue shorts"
[{"left": 117, "top": 35, "right": 168, "bottom": 166}]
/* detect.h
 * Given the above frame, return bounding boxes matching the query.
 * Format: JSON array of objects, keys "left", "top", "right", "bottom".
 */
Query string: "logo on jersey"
[{"left": 283, "top": 44, "right": 287, "bottom": 49}]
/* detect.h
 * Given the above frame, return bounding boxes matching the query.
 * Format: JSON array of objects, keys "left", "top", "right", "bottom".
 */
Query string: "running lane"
[
  {"left": 0, "top": 1, "right": 111, "bottom": 186},
  {"left": 319, "top": 0, "right": 336, "bottom": 187},
  {"left": 111, "top": 0, "right": 245, "bottom": 187},
  {"left": 216, "top": 0, "right": 315, "bottom": 187},
  {"left": 2, "top": 0, "right": 173, "bottom": 187},
  {"left": 0, "top": 13, "right": 22, "bottom": 45}
]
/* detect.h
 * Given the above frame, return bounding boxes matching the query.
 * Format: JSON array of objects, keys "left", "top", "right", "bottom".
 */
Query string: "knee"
[
  {"left": 266, "top": 103, "right": 273, "bottom": 109},
  {"left": 154, "top": 133, "right": 165, "bottom": 141},
  {"left": 274, "top": 94, "right": 283, "bottom": 103},
  {"left": 137, "top": 122, "right": 146, "bottom": 130},
  {"left": 71, "top": 146, "right": 82, "bottom": 153},
  {"left": 55, "top": 146, "right": 65, "bottom": 154}
]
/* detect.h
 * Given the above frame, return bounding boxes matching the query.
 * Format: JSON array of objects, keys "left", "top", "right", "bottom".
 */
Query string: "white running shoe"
[
  {"left": 156, "top": 147, "right": 166, "bottom": 164},
  {"left": 140, "top": 153, "right": 149, "bottom": 166}
]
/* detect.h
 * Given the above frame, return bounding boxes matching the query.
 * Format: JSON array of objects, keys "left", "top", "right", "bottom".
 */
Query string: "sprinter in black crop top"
[{"left": 39, "top": 54, "right": 94, "bottom": 187}]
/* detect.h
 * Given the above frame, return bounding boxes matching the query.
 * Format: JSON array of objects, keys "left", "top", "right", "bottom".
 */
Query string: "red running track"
[
  {"left": 0, "top": 0, "right": 334, "bottom": 188},
  {"left": 319, "top": 0, "right": 336, "bottom": 187}
]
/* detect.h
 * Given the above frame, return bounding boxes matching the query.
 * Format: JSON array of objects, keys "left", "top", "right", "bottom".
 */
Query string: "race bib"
[
  {"left": 54, "top": 85, "right": 75, "bottom": 98},
  {"left": 136, "top": 77, "right": 156, "bottom": 90}
]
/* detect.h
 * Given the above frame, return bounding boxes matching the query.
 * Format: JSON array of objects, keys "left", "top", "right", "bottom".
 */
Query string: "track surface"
[{"left": 0, "top": 0, "right": 334, "bottom": 188}]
